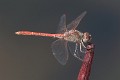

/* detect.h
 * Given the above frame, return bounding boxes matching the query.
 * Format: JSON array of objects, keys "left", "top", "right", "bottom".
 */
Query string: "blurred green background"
[{"left": 0, "top": 0, "right": 120, "bottom": 80}]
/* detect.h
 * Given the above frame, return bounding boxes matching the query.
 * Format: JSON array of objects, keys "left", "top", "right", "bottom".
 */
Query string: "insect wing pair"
[{"left": 51, "top": 11, "right": 87, "bottom": 65}]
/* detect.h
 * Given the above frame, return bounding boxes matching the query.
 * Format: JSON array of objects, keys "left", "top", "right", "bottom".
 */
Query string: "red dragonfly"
[{"left": 15, "top": 11, "right": 91, "bottom": 65}]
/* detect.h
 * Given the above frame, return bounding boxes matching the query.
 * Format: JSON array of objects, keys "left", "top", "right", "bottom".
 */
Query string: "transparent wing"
[
  {"left": 67, "top": 11, "right": 87, "bottom": 31},
  {"left": 56, "top": 14, "right": 67, "bottom": 33},
  {"left": 68, "top": 42, "right": 85, "bottom": 61},
  {"left": 51, "top": 39, "right": 68, "bottom": 65}
]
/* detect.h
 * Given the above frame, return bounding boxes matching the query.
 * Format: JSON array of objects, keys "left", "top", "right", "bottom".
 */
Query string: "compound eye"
[{"left": 83, "top": 32, "right": 91, "bottom": 42}]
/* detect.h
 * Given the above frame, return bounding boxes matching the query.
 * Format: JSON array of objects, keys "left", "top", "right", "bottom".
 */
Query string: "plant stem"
[{"left": 77, "top": 43, "right": 94, "bottom": 80}]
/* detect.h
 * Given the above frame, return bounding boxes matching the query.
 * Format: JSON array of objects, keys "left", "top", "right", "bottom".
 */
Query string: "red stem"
[{"left": 77, "top": 43, "right": 94, "bottom": 80}]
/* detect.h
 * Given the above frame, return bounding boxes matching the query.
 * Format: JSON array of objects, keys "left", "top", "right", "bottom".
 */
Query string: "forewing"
[
  {"left": 56, "top": 14, "right": 67, "bottom": 33},
  {"left": 67, "top": 11, "right": 87, "bottom": 30},
  {"left": 51, "top": 39, "right": 68, "bottom": 65}
]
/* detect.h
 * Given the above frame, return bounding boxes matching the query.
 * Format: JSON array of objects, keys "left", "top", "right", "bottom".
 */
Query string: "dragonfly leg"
[
  {"left": 74, "top": 53, "right": 83, "bottom": 61},
  {"left": 73, "top": 43, "right": 78, "bottom": 56},
  {"left": 80, "top": 43, "right": 86, "bottom": 53},
  {"left": 81, "top": 40, "right": 86, "bottom": 48},
  {"left": 73, "top": 43, "right": 83, "bottom": 61}
]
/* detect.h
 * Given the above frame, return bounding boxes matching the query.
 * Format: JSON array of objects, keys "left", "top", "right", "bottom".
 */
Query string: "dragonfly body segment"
[
  {"left": 63, "top": 30, "right": 83, "bottom": 43},
  {"left": 16, "top": 30, "right": 84, "bottom": 43},
  {"left": 16, "top": 31, "right": 64, "bottom": 38}
]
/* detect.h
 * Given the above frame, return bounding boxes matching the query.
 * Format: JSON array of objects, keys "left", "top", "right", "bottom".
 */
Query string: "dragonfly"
[{"left": 15, "top": 11, "right": 91, "bottom": 65}]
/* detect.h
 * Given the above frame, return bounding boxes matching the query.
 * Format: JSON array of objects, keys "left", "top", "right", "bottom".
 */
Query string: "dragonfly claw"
[{"left": 73, "top": 53, "right": 83, "bottom": 61}]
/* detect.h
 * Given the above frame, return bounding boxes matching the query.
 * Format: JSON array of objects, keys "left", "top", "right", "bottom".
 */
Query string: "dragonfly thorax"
[{"left": 63, "top": 30, "right": 83, "bottom": 43}]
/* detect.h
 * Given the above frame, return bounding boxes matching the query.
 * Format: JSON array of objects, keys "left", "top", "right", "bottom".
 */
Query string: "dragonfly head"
[{"left": 82, "top": 32, "right": 91, "bottom": 43}]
